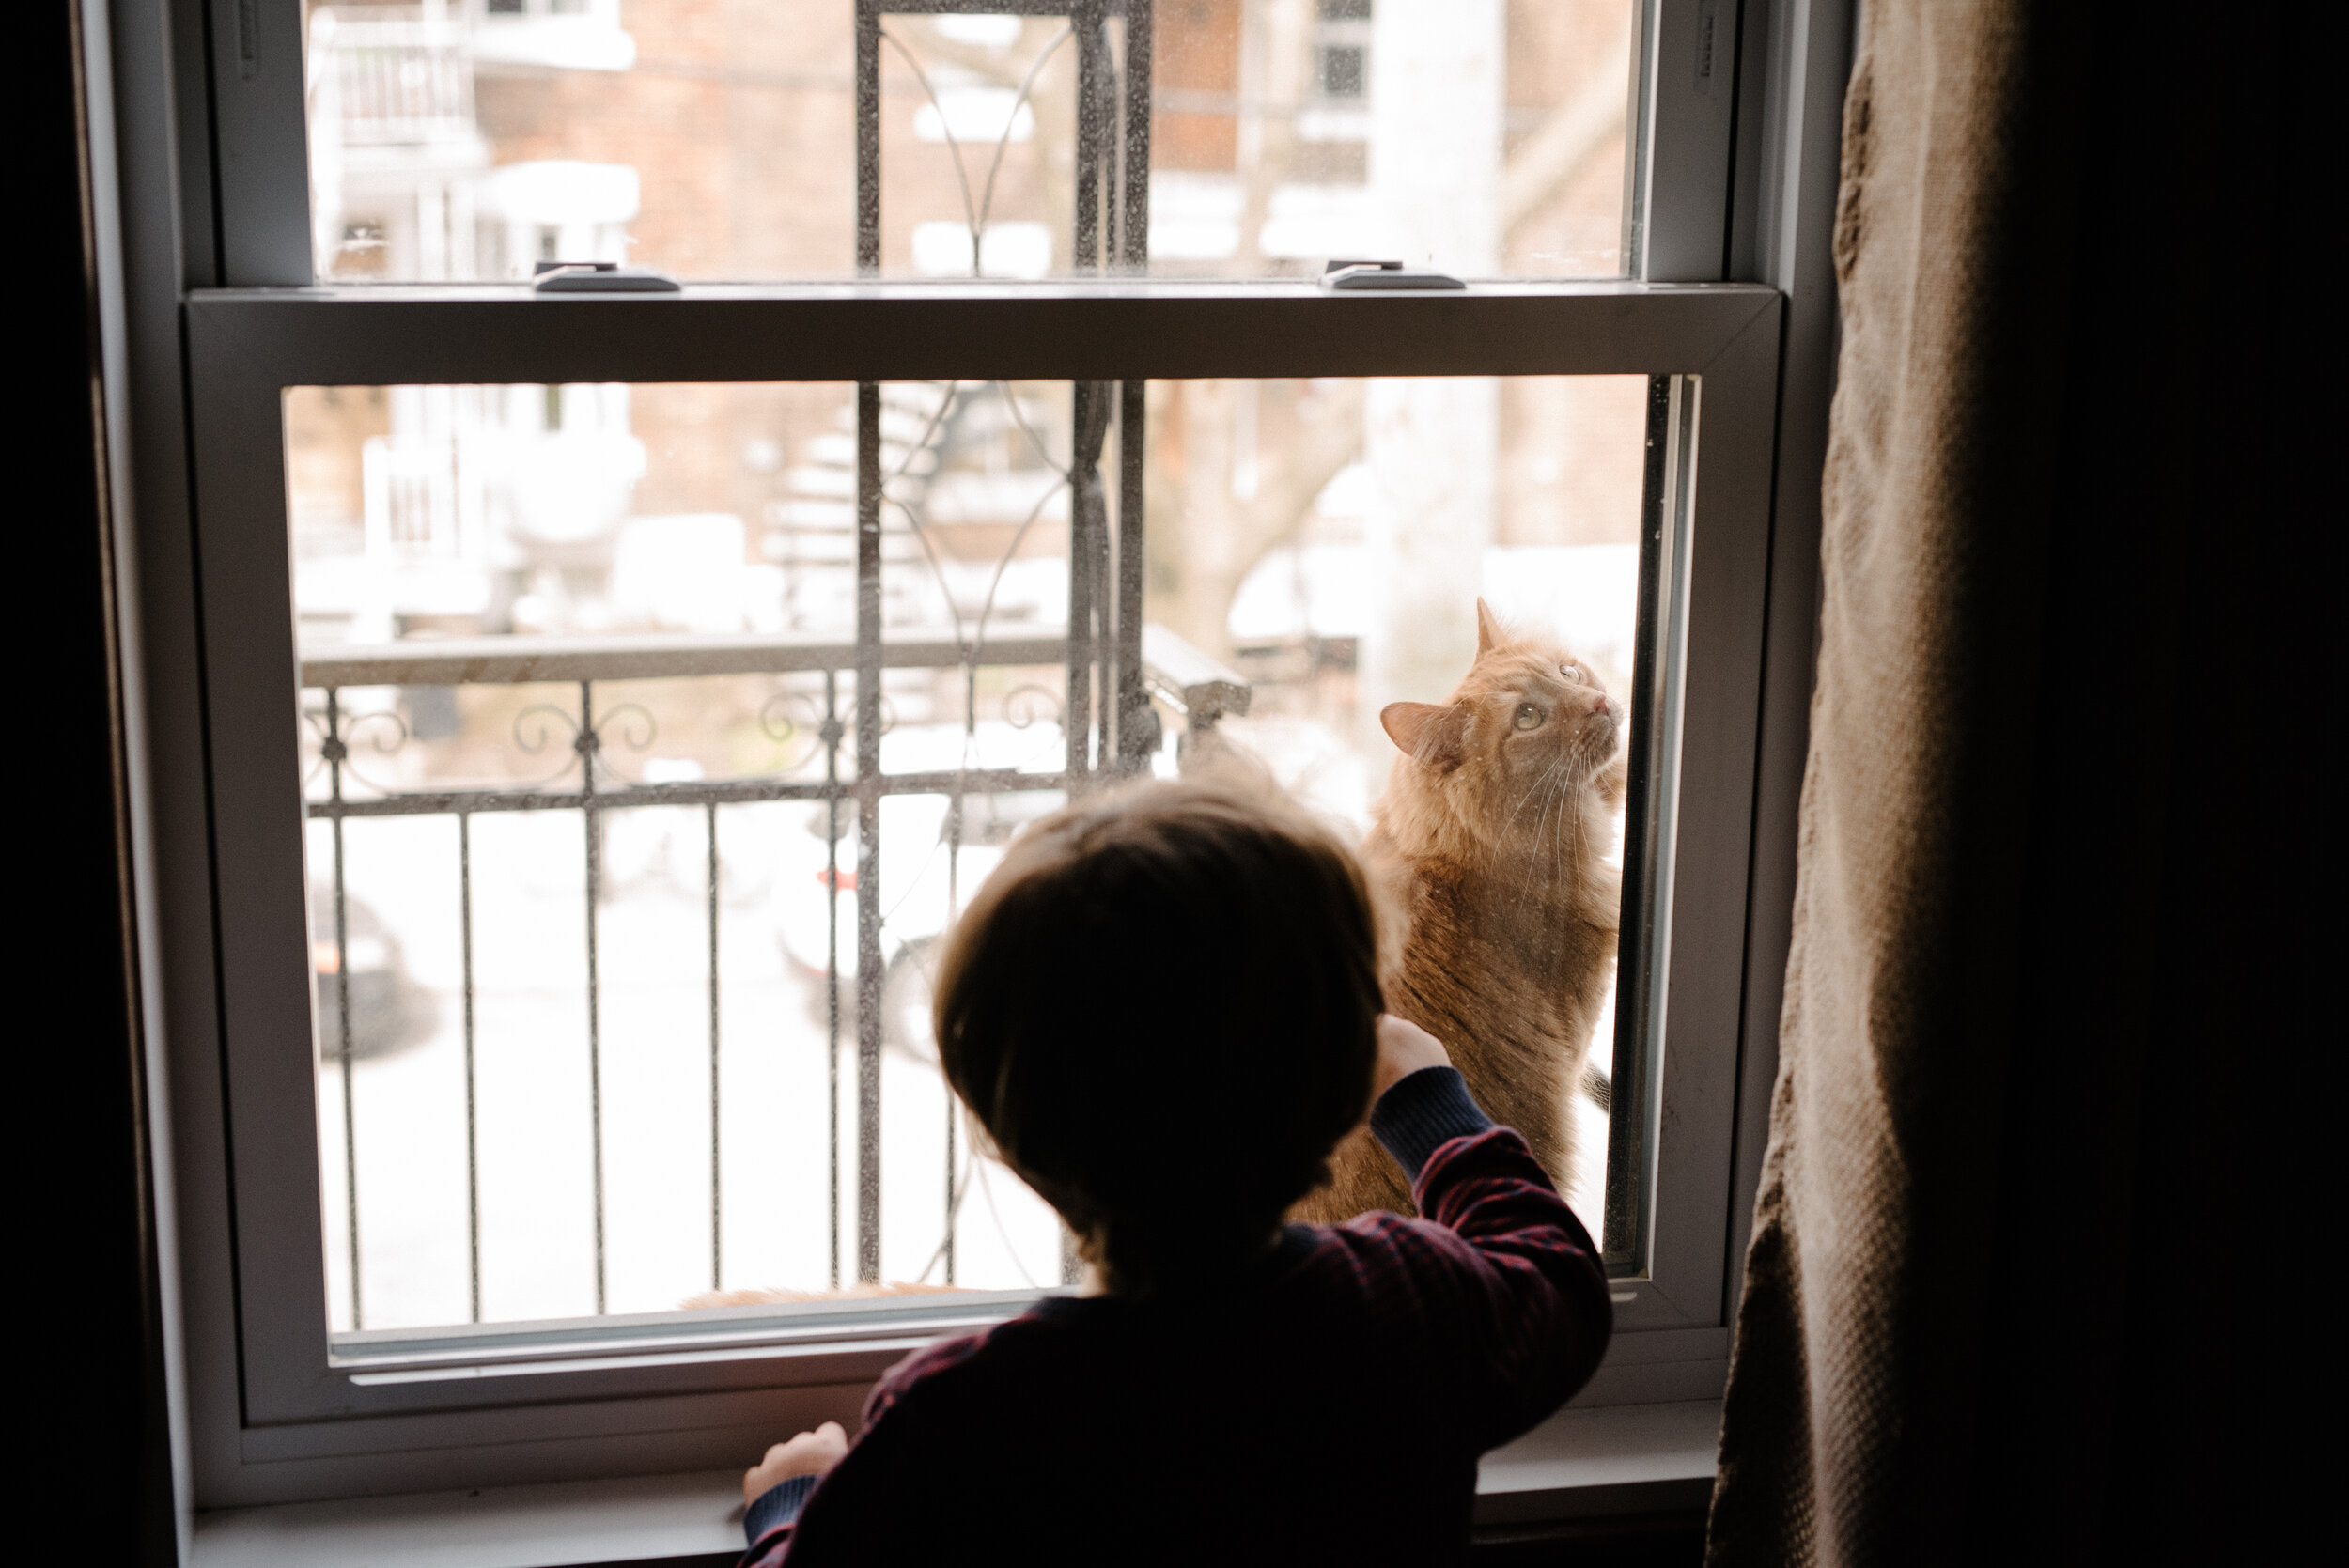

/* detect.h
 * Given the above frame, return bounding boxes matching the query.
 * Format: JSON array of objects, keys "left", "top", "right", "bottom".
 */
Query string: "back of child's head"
[{"left": 933, "top": 769, "right": 1382, "bottom": 1293}]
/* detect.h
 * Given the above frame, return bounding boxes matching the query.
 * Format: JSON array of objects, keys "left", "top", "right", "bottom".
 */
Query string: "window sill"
[{"left": 192, "top": 1401, "right": 1720, "bottom": 1566}]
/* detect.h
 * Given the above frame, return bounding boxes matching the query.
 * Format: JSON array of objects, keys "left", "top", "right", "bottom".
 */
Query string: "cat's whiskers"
[
  {"left": 1500, "top": 753, "right": 1573, "bottom": 879},
  {"left": 1525, "top": 761, "right": 1580, "bottom": 905},
  {"left": 1503, "top": 769, "right": 1560, "bottom": 892},
  {"left": 1546, "top": 772, "right": 1577, "bottom": 895},
  {"left": 1569, "top": 781, "right": 1590, "bottom": 896}
]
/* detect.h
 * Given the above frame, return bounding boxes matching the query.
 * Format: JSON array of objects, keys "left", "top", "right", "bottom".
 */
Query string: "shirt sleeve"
[
  {"left": 1423, "top": 1125, "right": 1613, "bottom": 1440},
  {"left": 1368, "top": 1065, "right": 1495, "bottom": 1180},
  {"left": 737, "top": 1473, "right": 816, "bottom": 1567},
  {"left": 737, "top": 1332, "right": 992, "bottom": 1564},
  {"left": 1360, "top": 1067, "right": 1613, "bottom": 1445}
]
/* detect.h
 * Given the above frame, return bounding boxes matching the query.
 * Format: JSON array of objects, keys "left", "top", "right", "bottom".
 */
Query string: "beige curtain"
[
  {"left": 1706, "top": 6, "right": 2043, "bottom": 1559},
  {"left": 1705, "top": 1, "right": 2298, "bottom": 1562}
]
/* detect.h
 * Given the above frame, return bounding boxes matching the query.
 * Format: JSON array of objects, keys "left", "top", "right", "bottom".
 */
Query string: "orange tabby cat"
[{"left": 1293, "top": 599, "right": 1626, "bottom": 1221}]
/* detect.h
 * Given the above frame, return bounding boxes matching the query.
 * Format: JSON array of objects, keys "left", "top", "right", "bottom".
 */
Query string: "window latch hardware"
[
  {"left": 532, "top": 261, "right": 681, "bottom": 294},
  {"left": 1320, "top": 259, "right": 1465, "bottom": 290}
]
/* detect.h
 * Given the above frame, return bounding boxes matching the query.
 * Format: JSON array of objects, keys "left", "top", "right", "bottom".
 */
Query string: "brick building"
[{"left": 289, "top": 0, "right": 1641, "bottom": 672}]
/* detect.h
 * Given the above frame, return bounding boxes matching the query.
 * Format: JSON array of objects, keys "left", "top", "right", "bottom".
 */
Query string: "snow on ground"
[
  {"left": 318, "top": 808, "right": 1062, "bottom": 1334},
  {"left": 316, "top": 588, "right": 1636, "bottom": 1333}
]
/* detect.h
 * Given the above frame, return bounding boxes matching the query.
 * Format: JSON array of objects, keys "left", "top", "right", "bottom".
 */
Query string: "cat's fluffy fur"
[
  {"left": 1293, "top": 600, "right": 1626, "bottom": 1221},
  {"left": 680, "top": 1281, "right": 962, "bottom": 1309}
]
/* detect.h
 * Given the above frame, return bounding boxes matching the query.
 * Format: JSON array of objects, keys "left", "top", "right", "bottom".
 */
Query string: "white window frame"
[{"left": 104, "top": 0, "right": 1856, "bottom": 1511}]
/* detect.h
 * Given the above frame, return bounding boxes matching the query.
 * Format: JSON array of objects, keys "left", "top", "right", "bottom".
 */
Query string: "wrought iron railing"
[
  {"left": 856, "top": 1, "right": 1152, "bottom": 281},
  {"left": 303, "top": 624, "right": 1246, "bottom": 1326},
  {"left": 310, "top": 2, "right": 1180, "bottom": 1328},
  {"left": 316, "top": 13, "right": 481, "bottom": 148}
]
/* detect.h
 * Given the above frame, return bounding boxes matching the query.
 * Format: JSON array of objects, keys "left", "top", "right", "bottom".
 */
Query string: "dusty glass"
[
  {"left": 301, "top": 0, "right": 1637, "bottom": 284},
  {"left": 287, "top": 371, "right": 1645, "bottom": 1335}
]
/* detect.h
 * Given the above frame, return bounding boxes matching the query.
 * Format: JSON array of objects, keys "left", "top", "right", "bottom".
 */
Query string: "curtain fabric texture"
[
  {"left": 1707, "top": 6, "right": 2048, "bottom": 1558},
  {"left": 1707, "top": 3, "right": 2301, "bottom": 1564}
]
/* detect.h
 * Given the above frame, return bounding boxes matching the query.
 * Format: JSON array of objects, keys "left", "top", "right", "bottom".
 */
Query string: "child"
[{"left": 738, "top": 775, "right": 1612, "bottom": 1565}]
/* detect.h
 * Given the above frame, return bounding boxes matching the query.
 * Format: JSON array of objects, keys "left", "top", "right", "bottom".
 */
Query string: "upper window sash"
[
  {"left": 1633, "top": 0, "right": 1743, "bottom": 281},
  {"left": 199, "top": 1, "right": 1747, "bottom": 288}
]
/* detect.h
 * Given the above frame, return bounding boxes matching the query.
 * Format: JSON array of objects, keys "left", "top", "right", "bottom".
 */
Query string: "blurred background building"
[
  {"left": 290, "top": 0, "right": 1643, "bottom": 701},
  {"left": 286, "top": 4, "right": 1652, "bottom": 1324}
]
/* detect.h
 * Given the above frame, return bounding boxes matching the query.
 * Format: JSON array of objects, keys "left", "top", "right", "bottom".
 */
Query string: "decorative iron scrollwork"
[
  {"left": 1001, "top": 682, "right": 1064, "bottom": 730},
  {"left": 303, "top": 700, "right": 412, "bottom": 795},
  {"left": 755, "top": 690, "right": 828, "bottom": 775},
  {"left": 513, "top": 695, "right": 658, "bottom": 788}
]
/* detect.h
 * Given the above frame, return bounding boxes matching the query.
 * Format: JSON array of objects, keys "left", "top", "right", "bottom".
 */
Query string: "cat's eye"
[
  {"left": 1515, "top": 703, "right": 1545, "bottom": 731},
  {"left": 1560, "top": 664, "right": 1585, "bottom": 685}
]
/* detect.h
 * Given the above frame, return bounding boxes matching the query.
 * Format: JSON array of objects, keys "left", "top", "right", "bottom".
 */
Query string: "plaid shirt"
[{"left": 741, "top": 1067, "right": 1610, "bottom": 1567}]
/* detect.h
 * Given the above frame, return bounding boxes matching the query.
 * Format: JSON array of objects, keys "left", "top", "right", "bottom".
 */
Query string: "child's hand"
[
  {"left": 1372, "top": 1014, "right": 1452, "bottom": 1100},
  {"left": 743, "top": 1421, "right": 849, "bottom": 1506}
]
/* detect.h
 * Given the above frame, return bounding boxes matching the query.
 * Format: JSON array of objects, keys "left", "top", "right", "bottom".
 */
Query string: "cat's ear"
[
  {"left": 1382, "top": 702, "right": 1439, "bottom": 753},
  {"left": 1382, "top": 701, "right": 1470, "bottom": 771},
  {"left": 1475, "top": 598, "right": 1504, "bottom": 658}
]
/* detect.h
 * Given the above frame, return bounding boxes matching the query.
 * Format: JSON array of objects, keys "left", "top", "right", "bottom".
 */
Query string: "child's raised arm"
[{"left": 1364, "top": 1017, "right": 1615, "bottom": 1444}]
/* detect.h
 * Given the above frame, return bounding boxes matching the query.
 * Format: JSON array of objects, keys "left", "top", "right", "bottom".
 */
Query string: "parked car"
[
  {"left": 308, "top": 887, "right": 437, "bottom": 1061},
  {"left": 769, "top": 720, "right": 1066, "bottom": 1060}
]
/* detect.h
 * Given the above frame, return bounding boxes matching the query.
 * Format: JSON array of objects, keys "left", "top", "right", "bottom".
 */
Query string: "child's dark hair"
[{"left": 932, "top": 773, "right": 1383, "bottom": 1293}]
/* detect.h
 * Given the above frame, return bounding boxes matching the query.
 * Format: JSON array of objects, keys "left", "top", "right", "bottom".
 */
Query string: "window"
[
  {"left": 287, "top": 372, "right": 1657, "bottom": 1334},
  {"left": 170, "top": 0, "right": 1800, "bottom": 1501}
]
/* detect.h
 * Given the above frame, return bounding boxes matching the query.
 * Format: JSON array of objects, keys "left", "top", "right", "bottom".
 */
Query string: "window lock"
[
  {"left": 1321, "top": 259, "right": 1465, "bottom": 290},
  {"left": 532, "top": 261, "right": 681, "bottom": 294}
]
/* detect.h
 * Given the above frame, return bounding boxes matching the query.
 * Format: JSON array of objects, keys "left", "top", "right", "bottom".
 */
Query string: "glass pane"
[
  {"left": 301, "top": 1, "right": 1635, "bottom": 284},
  {"left": 1143, "top": 375, "right": 1645, "bottom": 1236},
  {"left": 287, "top": 371, "right": 1648, "bottom": 1339}
]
